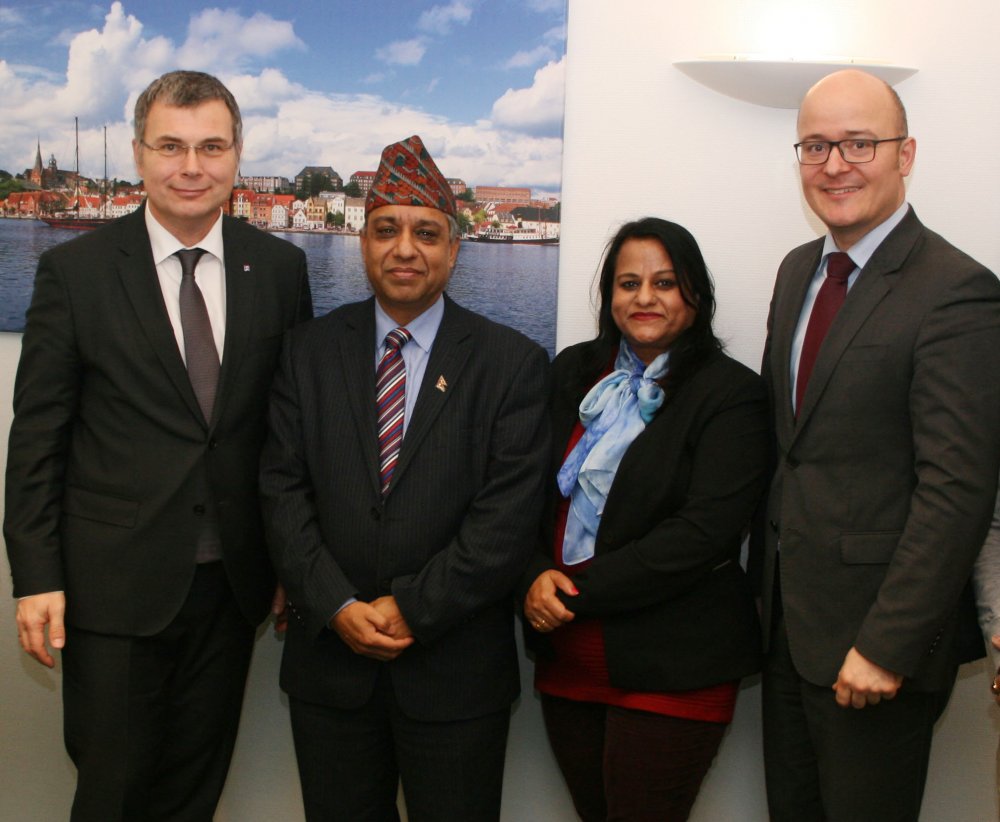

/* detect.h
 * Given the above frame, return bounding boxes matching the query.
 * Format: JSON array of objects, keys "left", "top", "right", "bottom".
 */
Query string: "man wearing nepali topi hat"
[{"left": 260, "top": 134, "right": 550, "bottom": 820}]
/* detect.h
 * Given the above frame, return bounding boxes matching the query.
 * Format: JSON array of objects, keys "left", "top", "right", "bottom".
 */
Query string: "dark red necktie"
[{"left": 795, "top": 251, "right": 855, "bottom": 415}]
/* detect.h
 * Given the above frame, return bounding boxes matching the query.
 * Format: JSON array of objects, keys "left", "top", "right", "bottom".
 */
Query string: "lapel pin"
[
  {"left": 243, "top": 264, "right": 251, "bottom": 272},
  {"left": 435, "top": 375, "right": 448, "bottom": 393}
]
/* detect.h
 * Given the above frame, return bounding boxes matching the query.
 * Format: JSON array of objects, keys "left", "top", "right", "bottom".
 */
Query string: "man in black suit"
[
  {"left": 260, "top": 134, "right": 549, "bottom": 821},
  {"left": 756, "top": 69, "right": 1000, "bottom": 820},
  {"left": 4, "top": 70, "right": 311, "bottom": 820}
]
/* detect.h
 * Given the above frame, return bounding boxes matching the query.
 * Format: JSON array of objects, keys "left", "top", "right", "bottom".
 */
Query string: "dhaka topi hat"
[{"left": 365, "top": 134, "right": 456, "bottom": 217}]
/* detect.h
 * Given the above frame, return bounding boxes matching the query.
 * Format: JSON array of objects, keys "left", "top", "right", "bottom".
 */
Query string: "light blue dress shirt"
[{"left": 374, "top": 296, "right": 445, "bottom": 436}]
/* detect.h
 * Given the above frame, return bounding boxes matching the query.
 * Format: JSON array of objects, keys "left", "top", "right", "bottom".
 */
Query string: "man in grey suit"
[
  {"left": 260, "top": 134, "right": 549, "bottom": 821},
  {"left": 5, "top": 71, "right": 311, "bottom": 820},
  {"left": 756, "top": 69, "right": 1000, "bottom": 821}
]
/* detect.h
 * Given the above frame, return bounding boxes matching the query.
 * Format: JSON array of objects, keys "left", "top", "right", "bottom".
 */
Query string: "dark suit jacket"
[
  {"left": 4, "top": 206, "right": 312, "bottom": 634},
  {"left": 754, "top": 207, "right": 1000, "bottom": 691},
  {"left": 259, "top": 295, "right": 550, "bottom": 722},
  {"left": 521, "top": 343, "right": 768, "bottom": 692}
]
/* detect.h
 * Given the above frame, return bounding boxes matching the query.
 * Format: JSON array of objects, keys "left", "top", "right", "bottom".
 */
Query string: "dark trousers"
[
  {"left": 62, "top": 562, "right": 256, "bottom": 822},
  {"left": 289, "top": 669, "right": 510, "bottom": 822},
  {"left": 762, "top": 617, "right": 954, "bottom": 822},
  {"left": 540, "top": 693, "right": 728, "bottom": 822}
]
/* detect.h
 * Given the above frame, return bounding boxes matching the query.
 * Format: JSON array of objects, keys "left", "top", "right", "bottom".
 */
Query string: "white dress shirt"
[{"left": 145, "top": 207, "right": 227, "bottom": 363}]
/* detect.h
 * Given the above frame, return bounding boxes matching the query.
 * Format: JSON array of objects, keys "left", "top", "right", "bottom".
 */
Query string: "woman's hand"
[{"left": 524, "top": 569, "right": 578, "bottom": 633}]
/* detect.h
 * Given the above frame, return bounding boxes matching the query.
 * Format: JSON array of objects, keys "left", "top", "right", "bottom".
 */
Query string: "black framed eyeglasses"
[
  {"left": 794, "top": 137, "right": 906, "bottom": 165},
  {"left": 139, "top": 141, "right": 235, "bottom": 160}
]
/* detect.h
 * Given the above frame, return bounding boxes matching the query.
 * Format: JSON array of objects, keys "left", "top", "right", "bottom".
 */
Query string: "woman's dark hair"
[{"left": 582, "top": 217, "right": 723, "bottom": 397}]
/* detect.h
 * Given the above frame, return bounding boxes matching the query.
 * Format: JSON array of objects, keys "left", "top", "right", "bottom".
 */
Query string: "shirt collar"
[
  {"left": 145, "top": 206, "right": 225, "bottom": 266},
  {"left": 374, "top": 296, "right": 445, "bottom": 355},
  {"left": 821, "top": 201, "right": 910, "bottom": 269}
]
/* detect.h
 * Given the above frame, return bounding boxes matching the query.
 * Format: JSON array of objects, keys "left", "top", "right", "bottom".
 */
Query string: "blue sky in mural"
[{"left": 0, "top": 0, "right": 566, "bottom": 193}]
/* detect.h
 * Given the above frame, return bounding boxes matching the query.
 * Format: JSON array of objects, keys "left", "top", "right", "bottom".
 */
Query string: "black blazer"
[
  {"left": 260, "top": 295, "right": 550, "bottom": 722},
  {"left": 754, "top": 207, "right": 1000, "bottom": 690},
  {"left": 521, "top": 343, "right": 768, "bottom": 692},
  {"left": 4, "top": 206, "right": 312, "bottom": 634}
]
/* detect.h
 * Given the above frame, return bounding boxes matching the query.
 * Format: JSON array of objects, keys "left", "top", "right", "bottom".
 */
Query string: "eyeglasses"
[
  {"left": 794, "top": 137, "right": 906, "bottom": 165},
  {"left": 140, "top": 141, "right": 235, "bottom": 160}
]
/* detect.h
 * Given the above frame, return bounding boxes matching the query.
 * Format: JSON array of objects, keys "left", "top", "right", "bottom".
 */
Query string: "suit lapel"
[
  {"left": 340, "top": 300, "right": 382, "bottom": 496},
  {"left": 388, "top": 296, "right": 473, "bottom": 494},
  {"left": 769, "top": 241, "right": 822, "bottom": 450},
  {"left": 116, "top": 207, "right": 206, "bottom": 425},
  {"left": 792, "top": 210, "right": 920, "bottom": 439},
  {"left": 214, "top": 218, "right": 255, "bottom": 428}
]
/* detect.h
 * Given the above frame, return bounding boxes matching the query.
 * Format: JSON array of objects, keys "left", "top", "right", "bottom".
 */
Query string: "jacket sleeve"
[
  {"left": 973, "top": 478, "right": 1000, "bottom": 669},
  {"left": 854, "top": 268, "right": 1000, "bottom": 676},
  {"left": 4, "top": 251, "right": 80, "bottom": 596},
  {"left": 259, "top": 329, "right": 360, "bottom": 636}
]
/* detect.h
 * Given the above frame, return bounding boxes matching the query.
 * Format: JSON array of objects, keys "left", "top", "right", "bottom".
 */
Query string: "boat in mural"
[
  {"left": 42, "top": 212, "right": 112, "bottom": 230},
  {"left": 43, "top": 120, "right": 114, "bottom": 231},
  {"left": 471, "top": 224, "right": 558, "bottom": 245}
]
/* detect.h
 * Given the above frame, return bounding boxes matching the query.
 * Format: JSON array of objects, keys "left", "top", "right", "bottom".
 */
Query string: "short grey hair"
[{"left": 134, "top": 70, "right": 242, "bottom": 146}]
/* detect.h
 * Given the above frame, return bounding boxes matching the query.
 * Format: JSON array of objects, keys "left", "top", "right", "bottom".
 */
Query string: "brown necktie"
[
  {"left": 795, "top": 251, "right": 855, "bottom": 415},
  {"left": 175, "top": 248, "right": 219, "bottom": 423}
]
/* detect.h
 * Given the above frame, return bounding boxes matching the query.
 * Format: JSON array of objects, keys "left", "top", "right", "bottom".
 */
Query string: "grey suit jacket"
[
  {"left": 756, "top": 207, "right": 1000, "bottom": 690},
  {"left": 260, "top": 295, "right": 550, "bottom": 722},
  {"left": 972, "top": 478, "right": 1000, "bottom": 669},
  {"left": 4, "top": 206, "right": 312, "bottom": 634}
]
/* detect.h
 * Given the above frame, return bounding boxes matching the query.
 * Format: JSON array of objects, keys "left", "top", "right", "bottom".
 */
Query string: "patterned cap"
[{"left": 365, "top": 134, "right": 456, "bottom": 217}]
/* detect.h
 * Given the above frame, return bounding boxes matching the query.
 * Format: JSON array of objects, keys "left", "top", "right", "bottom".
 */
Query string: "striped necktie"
[{"left": 376, "top": 327, "right": 412, "bottom": 495}]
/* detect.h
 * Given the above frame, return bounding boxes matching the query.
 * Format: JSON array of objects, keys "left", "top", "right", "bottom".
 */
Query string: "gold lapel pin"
[{"left": 435, "top": 375, "right": 448, "bottom": 392}]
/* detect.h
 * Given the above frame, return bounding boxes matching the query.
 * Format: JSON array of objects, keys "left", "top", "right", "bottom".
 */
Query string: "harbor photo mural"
[{"left": 0, "top": 1, "right": 566, "bottom": 354}]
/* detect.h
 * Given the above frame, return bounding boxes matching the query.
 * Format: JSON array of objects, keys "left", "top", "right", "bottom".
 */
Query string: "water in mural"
[{"left": 0, "top": 220, "right": 558, "bottom": 356}]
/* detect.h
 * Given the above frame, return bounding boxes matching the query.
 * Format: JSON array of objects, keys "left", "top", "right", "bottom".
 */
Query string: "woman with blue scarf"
[{"left": 521, "top": 218, "right": 769, "bottom": 821}]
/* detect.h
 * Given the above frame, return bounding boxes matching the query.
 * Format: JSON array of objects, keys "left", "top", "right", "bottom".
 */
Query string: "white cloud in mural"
[
  {"left": 375, "top": 38, "right": 428, "bottom": 67},
  {"left": 490, "top": 57, "right": 565, "bottom": 138},
  {"left": 1, "top": 2, "right": 564, "bottom": 193},
  {"left": 176, "top": 9, "right": 305, "bottom": 71},
  {"left": 418, "top": 2, "right": 474, "bottom": 35},
  {"left": 0, "top": 7, "right": 25, "bottom": 28},
  {"left": 503, "top": 45, "right": 556, "bottom": 70}
]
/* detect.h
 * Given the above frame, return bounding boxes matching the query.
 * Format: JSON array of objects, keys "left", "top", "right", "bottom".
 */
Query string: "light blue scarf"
[{"left": 556, "top": 341, "right": 670, "bottom": 565}]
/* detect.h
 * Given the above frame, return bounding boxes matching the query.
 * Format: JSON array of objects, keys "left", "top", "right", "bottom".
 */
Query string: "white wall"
[
  {"left": 554, "top": 1, "right": 1000, "bottom": 820},
  {"left": 3, "top": 1, "right": 1000, "bottom": 819}
]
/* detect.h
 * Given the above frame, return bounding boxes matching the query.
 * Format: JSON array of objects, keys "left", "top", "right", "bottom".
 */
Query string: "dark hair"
[
  {"left": 134, "top": 70, "right": 242, "bottom": 146},
  {"left": 584, "top": 217, "right": 722, "bottom": 397}
]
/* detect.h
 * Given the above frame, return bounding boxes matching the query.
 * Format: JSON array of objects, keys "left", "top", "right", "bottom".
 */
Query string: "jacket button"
[
  {"left": 370, "top": 507, "right": 381, "bottom": 521},
  {"left": 193, "top": 504, "right": 206, "bottom": 515},
  {"left": 786, "top": 457, "right": 799, "bottom": 469}
]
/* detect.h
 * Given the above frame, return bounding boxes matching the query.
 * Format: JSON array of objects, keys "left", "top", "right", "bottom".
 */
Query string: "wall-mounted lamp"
[{"left": 674, "top": 56, "right": 918, "bottom": 108}]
